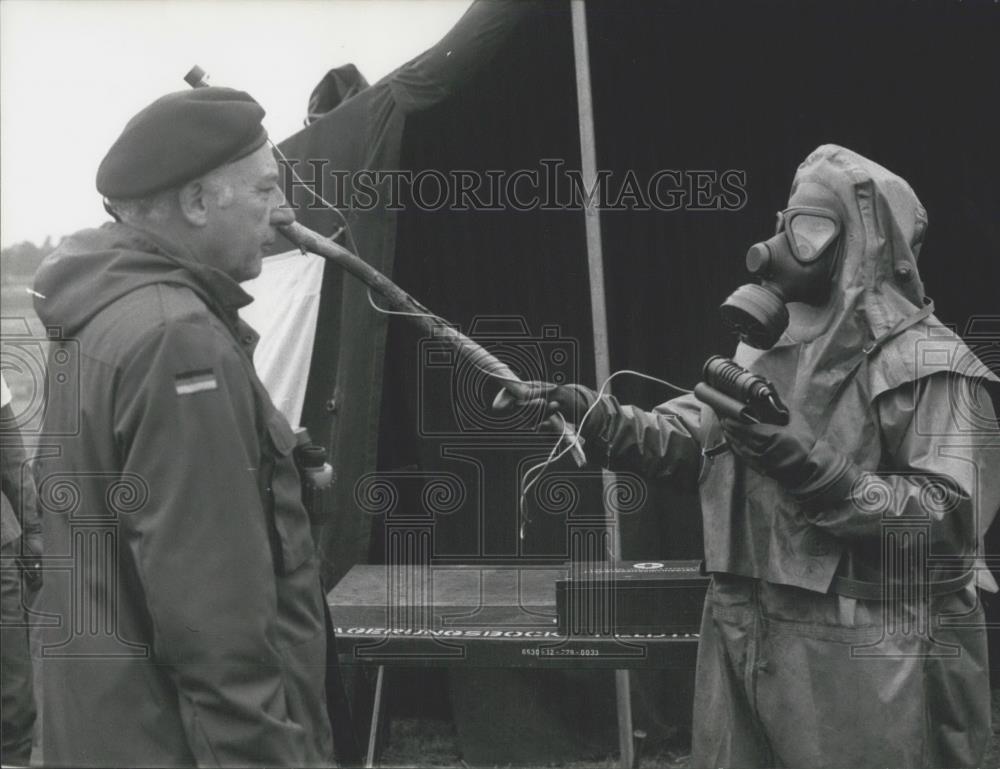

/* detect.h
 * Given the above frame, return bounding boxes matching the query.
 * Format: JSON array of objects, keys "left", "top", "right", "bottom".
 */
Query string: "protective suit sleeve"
[
  {"left": 113, "top": 320, "right": 307, "bottom": 767},
  {"left": 583, "top": 392, "right": 703, "bottom": 491},
  {"left": 801, "top": 373, "right": 1000, "bottom": 554}
]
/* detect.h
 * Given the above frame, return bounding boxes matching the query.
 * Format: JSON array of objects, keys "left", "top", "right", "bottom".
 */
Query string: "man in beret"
[{"left": 30, "top": 87, "right": 334, "bottom": 767}]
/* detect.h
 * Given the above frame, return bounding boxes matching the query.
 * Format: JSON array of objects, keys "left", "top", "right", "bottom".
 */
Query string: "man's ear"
[{"left": 177, "top": 180, "right": 210, "bottom": 226}]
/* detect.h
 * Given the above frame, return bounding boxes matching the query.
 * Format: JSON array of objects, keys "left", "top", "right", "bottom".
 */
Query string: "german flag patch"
[{"left": 174, "top": 369, "right": 218, "bottom": 396}]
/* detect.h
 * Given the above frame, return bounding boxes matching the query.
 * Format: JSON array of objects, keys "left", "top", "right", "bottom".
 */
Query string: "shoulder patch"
[{"left": 174, "top": 368, "right": 218, "bottom": 396}]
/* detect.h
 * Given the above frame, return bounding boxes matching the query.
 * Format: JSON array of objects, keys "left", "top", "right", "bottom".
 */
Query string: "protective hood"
[
  {"left": 736, "top": 144, "right": 997, "bottom": 424},
  {"left": 33, "top": 222, "right": 253, "bottom": 339}
]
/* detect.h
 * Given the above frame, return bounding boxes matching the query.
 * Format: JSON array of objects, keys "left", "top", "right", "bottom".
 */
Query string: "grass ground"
[
  {"left": 380, "top": 717, "right": 690, "bottom": 768},
  {"left": 376, "top": 689, "right": 1000, "bottom": 768}
]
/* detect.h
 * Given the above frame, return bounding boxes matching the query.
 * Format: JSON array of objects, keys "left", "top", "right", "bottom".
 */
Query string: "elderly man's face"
[{"left": 202, "top": 144, "right": 291, "bottom": 282}]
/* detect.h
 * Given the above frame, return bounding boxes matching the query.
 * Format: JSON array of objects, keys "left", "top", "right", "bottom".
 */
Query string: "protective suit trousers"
[{"left": 690, "top": 574, "right": 990, "bottom": 769}]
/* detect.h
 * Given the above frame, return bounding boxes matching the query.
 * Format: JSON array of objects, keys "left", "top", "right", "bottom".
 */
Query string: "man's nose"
[{"left": 270, "top": 204, "right": 296, "bottom": 227}]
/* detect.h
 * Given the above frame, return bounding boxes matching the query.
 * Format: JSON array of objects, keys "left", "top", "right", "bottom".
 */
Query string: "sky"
[{"left": 0, "top": 0, "right": 472, "bottom": 248}]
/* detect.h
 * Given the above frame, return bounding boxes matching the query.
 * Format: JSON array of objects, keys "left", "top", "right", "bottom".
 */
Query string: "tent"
[{"left": 254, "top": 0, "right": 1000, "bottom": 761}]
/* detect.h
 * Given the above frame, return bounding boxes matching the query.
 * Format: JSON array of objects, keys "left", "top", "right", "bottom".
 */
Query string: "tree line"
[{"left": 1, "top": 237, "right": 61, "bottom": 282}]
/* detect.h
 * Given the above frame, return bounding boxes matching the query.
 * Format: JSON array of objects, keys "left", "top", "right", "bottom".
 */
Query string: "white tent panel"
[{"left": 240, "top": 250, "right": 324, "bottom": 427}]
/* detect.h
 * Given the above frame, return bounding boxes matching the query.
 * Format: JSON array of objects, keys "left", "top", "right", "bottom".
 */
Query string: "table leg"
[
  {"left": 615, "top": 669, "right": 634, "bottom": 769},
  {"left": 365, "top": 665, "right": 387, "bottom": 768}
]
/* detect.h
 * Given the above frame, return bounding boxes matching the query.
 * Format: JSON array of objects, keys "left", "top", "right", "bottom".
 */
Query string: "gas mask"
[{"left": 720, "top": 185, "right": 845, "bottom": 349}]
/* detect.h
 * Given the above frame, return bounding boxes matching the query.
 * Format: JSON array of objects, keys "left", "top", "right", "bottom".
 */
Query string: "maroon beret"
[{"left": 96, "top": 87, "right": 268, "bottom": 198}]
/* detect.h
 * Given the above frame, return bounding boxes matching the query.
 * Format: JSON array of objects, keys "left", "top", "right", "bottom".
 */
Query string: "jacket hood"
[{"left": 32, "top": 222, "right": 253, "bottom": 338}]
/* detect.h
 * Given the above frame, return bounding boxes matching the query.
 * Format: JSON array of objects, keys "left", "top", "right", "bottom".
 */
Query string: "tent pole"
[{"left": 570, "top": 3, "right": 634, "bottom": 769}]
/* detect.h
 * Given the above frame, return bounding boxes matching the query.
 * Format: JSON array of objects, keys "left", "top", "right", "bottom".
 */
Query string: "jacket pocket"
[
  {"left": 265, "top": 410, "right": 316, "bottom": 576},
  {"left": 760, "top": 582, "right": 883, "bottom": 644}
]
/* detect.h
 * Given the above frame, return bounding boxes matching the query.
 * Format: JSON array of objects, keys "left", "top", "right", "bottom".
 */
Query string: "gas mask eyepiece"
[{"left": 721, "top": 206, "right": 842, "bottom": 349}]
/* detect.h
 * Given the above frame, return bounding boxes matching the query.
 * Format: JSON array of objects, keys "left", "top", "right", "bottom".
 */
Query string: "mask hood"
[
  {"left": 733, "top": 144, "right": 995, "bottom": 424},
  {"left": 779, "top": 144, "right": 928, "bottom": 347}
]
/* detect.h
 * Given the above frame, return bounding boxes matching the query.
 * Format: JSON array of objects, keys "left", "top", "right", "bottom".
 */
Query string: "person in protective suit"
[{"left": 503, "top": 145, "right": 1000, "bottom": 768}]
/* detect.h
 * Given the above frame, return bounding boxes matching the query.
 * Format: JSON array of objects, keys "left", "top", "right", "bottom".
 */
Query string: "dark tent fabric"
[
  {"left": 306, "top": 64, "right": 368, "bottom": 125},
  {"left": 306, "top": 64, "right": 370, "bottom": 125},
  {"left": 276, "top": 0, "right": 1000, "bottom": 762},
  {"left": 276, "top": 0, "right": 539, "bottom": 590}
]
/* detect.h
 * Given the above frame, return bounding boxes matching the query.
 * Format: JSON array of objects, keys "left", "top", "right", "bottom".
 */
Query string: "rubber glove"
[
  {"left": 721, "top": 413, "right": 859, "bottom": 504},
  {"left": 493, "top": 381, "right": 606, "bottom": 437}
]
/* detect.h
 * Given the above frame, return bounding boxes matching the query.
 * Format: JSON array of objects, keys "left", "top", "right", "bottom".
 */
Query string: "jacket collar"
[
  {"left": 110, "top": 222, "right": 255, "bottom": 314},
  {"left": 110, "top": 222, "right": 261, "bottom": 354}
]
